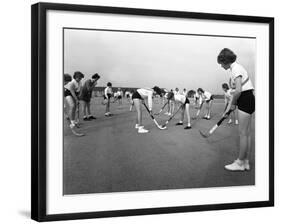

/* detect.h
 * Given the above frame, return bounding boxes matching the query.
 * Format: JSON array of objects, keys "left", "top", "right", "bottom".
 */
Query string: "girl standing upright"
[{"left": 217, "top": 48, "right": 255, "bottom": 171}]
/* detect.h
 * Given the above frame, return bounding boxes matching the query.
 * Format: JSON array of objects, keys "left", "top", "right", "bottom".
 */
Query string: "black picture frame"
[{"left": 31, "top": 2, "right": 274, "bottom": 222}]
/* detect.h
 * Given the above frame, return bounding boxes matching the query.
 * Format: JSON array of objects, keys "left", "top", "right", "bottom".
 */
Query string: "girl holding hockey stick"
[
  {"left": 218, "top": 48, "right": 255, "bottom": 171},
  {"left": 80, "top": 73, "right": 100, "bottom": 121},
  {"left": 166, "top": 91, "right": 191, "bottom": 129},
  {"left": 64, "top": 71, "right": 84, "bottom": 129},
  {"left": 222, "top": 83, "right": 238, "bottom": 125},
  {"left": 132, "top": 86, "right": 163, "bottom": 133},
  {"left": 195, "top": 88, "right": 214, "bottom": 120}
]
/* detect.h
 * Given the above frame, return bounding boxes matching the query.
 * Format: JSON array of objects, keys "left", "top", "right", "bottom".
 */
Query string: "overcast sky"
[{"left": 64, "top": 29, "right": 255, "bottom": 94}]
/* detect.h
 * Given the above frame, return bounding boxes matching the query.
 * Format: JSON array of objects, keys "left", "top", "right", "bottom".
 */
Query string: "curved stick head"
[
  {"left": 199, "top": 130, "right": 209, "bottom": 138},
  {"left": 158, "top": 124, "right": 167, "bottom": 130}
]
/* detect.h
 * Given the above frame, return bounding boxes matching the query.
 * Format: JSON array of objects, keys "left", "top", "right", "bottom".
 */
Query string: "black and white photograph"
[
  {"left": 31, "top": 2, "right": 274, "bottom": 222},
  {"left": 63, "top": 28, "right": 256, "bottom": 195}
]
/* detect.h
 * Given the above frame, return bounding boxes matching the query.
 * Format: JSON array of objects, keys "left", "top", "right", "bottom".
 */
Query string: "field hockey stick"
[
  {"left": 154, "top": 101, "right": 169, "bottom": 115},
  {"left": 161, "top": 104, "right": 183, "bottom": 128},
  {"left": 70, "top": 125, "right": 85, "bottom": 137},
  {"left": 199, "top": 109, "right": 234, "bottom": 138},
  {"left": 142, "top": 102, "right": 167, "bottom": 130},
  {"left": 65, "top": 114, "right": 85, "bottom": 137}
]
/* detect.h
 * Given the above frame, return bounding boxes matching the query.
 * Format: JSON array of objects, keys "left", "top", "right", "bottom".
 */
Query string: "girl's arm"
[
  {"left": 89, "top": 81, "right": 97, "bottom": 92},
  {"left": 104, "top": 88, "right": 108, "bottom": 99},
  {"left": 223, "top": 77, "right": 241, "bottom": 116},
  {"left": 69, "top": 83, "right": 79, "bottom": 102},
  {"left": 224, "top": 95, "right": 228, "bottom": 112},
  {"left": 147, "top": 91, "right": 153, "bottom": 111},
  {"left": 231, "top": 76, "right": 242, "bottom": 105}
]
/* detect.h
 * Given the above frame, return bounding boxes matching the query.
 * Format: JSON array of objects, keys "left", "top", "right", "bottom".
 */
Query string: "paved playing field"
[{"left": 63, "top": 97, "right": 255, "bottom": 195}]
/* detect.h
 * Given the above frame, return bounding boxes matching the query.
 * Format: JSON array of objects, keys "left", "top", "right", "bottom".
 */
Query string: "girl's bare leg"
[
  {"left": 238, "top": 110, "right": 252, "bottom": 161},
  {"left": 133, "top": 99, "right": 142, "bottom": 125},
  {"left": 185, "top": 104, "right": 191, "bottom": 126}
]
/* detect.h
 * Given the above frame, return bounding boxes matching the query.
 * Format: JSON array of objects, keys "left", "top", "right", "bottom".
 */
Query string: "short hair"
[
  {"left": 167, "top": 91, "right": 174, "bottom": 100},
  {"left": 187, "top": 90, "right": 196, "bottom": 97},
  {"left": 64, "top": 73, "right": 72, "bottom": 82},
  {"left": 107, "top": 82, "right": 112, "bottom": 87},
  {"left": 217, "top": 48, "right": 237, "bottom": 65},
  {"left": 152, "top": 86, "right": 162, "bottom": 96},
  {"left": 73, "top": 71, "right": 84, "bottom": 79},
  {"left": 197, "top": 88, "right": 204, "bottom": 93},
  {"left": 92, "top": 73, "right": 100, "bottom": 80},
  {"left": 222, "top": 83, "right": 229, "bottom": 90}
]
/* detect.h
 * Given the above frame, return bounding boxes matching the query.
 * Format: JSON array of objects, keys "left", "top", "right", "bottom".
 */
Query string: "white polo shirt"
[
  {"left": 64, "top": 79, "right": 81, "bottom": 93},
  {"left": 202, "top": 91, "right": 212, "bottom": 101},
  {"left": 230, "top": 62, "right": 254, "bottom": 92},
  {"left": 104, "top": 87, "right": 113, "bottom": 97},
  {"left": 174, "top": 94, "right": 187, "bottom": 104}
]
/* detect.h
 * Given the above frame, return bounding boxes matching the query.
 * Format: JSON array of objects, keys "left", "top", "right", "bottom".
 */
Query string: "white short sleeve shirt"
[{"left": 230, "top": 62, "right": 254, "bottom": 92}]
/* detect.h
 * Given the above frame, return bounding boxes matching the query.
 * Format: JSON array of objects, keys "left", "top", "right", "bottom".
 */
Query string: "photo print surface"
[{"left": 63, "top": 28, "right": 256, "bottom": 195}]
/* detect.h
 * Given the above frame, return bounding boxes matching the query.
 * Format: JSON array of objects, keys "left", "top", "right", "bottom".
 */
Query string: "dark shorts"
[
  {"left": 237, "top": 90, "right": 255, "bottom": 114},
  {"left": 64, "top": 88, "right": 72, "bottom": 97},
  {"left": 132, "top": 91, "right": 143, "bottom": 100},
  {"left": 206, "top": 95, "right": 214, "bottom": 103},
  {"left": 184, "top": 97, "right": 190, "bottom": 105},
  {"left": 103, "top": 93, "right": 112, "bottom": 100},
  {"left": 117, "top": 95, "right": 122, "bottom": 99}
]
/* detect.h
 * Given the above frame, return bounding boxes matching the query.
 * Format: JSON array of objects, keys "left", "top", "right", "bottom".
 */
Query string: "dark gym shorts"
[
  {"left": 64, "top": 88, "right": 71, "bottom": 97},
  {"left": 184, "top": 97, "right": 190, "bottom": 105},
  {"left": 103, "top": 93, "right": 112, "bottom": 99},
  {"left": 237, "top": 90, "right": 255, "bottom": 114},
  {"left": 117, "top": 95, "right": 122, "bottom": 99},
  {"left": 132, "top": 91, "right": 143, "bottom": 100},
  {"left": 206, "top": 95, "right": 214, "bottom": 103}
]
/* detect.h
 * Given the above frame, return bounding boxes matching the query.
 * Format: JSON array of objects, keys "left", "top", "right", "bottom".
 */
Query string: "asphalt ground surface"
[{"left": 63, "top": 97, "right": 255, "bottom": 195}]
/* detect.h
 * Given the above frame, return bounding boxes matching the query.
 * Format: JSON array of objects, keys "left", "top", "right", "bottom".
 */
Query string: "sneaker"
[
  {"left": 244, "top": 160, "right": 250, "bottom": 171},
  {"left": 224, "top": 159, "right": 246, "bottom": 171},
  {"left": 83, "top": 117, "right": 89, "bottom": 121},
  {"left": 105, "top": 112, "right": 110, "bottom": 116},
  {"left": 88, "top": 115, "right": 96, "bottom": 120},
  {"left": 168, "top": 113, "right": 172, "bottom": 116},
  {"left": 70, "top": 123, "right": 75, "bottom": 129},
  {"left": 184, "top": 125, "right": 191, "bottom": 129},
  {"left": 135, "top": 124, "right": 144, "bottom": 129},
  {"left": 175, "top": 122, "right": 183, "bottom": 125},
  {"left": 235, "top": 120, "right": 239, "bottom": 125},
  {"left": 164, "top": 112, "right": 169, "bottom": 115},
  {"left": 228, "top": 119, "right": 233, "bottom": 124},
  {"left": 138, "top": 127, "right": 149, "bottom": 133}
]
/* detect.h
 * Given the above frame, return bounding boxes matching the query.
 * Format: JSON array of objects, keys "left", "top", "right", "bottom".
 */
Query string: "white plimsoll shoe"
[
  {"left": 70, "top": 123, "right": 75, "bottom": 129},
  {"left": 164, "top": 112, "right": 169, "bottom": 115},
  {"left": 138, "top": 127, "right": 149, "bottom": 133},
  {"left": 135, "top": 124, "right": 144, "bottom": 129},
  {"left": 244, "top": 160, "right": 250, "bottom": 171},
  {"left": 235, "top": 120, "right": 239, "bottom": 125},
  {"left": 228, "top": 119, "right": 233, "bottom": 124},
  {"left": 224, "top": 159, "right": 246, "bottom": 171}
]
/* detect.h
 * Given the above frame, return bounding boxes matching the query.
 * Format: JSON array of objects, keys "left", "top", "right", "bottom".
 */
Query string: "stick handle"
[
  {"left": 143, "top": 102, "right": 155, "bottom": 119},
  {"left": 217, "top": 109, "right": 234, "bottom": 126}
]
